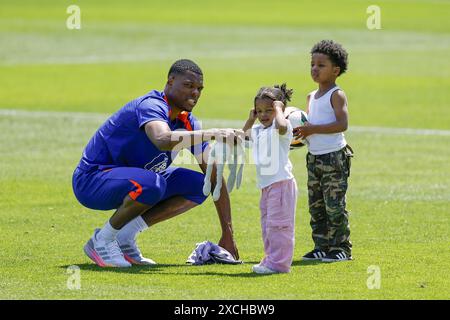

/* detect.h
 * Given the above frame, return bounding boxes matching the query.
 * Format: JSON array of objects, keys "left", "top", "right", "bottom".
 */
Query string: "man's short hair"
[
  {"left": 311, "top": 40, "right": 348, "bottom": 76},
  {"left": 168, "top": 59, "right": 203, "bottom": 77}
]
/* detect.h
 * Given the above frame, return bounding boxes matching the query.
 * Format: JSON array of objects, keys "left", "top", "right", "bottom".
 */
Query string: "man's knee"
[
  {"left": 162, "top": 168, "right": 208, "bottom": 204},
  {"left": 133, "top": 174, "right": 168, "bottom": 206}
]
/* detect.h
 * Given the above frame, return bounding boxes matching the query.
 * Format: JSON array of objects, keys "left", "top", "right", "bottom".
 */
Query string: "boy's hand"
[{"left": 293, "top": 122, "right": 314, "bottom": 139}]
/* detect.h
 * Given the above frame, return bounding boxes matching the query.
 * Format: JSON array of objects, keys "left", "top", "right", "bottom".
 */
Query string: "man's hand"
[
  {"left": 218, "top": 231, "right": 239, "bottom": 260},
  {"left": 233, "top": 129, "right": 246, "bottom": 143},
  {"left": 204, "top": 128, "right": 244, "bottom": 146},
  {"left": 203, "top": 128, "right": 238, "bottom": 143}
]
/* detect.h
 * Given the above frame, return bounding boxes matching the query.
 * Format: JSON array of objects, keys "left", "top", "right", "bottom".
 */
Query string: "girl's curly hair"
[{"left": 254, "top": 83, "right": 293, "bottom": 106}]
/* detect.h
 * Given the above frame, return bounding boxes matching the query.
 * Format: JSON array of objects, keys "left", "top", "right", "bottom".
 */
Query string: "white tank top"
[{"left": 306, "top": 86, "right": 347, "bottom": 155}]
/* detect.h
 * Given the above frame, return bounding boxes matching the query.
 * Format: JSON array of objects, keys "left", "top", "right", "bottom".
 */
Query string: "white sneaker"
[
  {"left": 118, "top": 239, "right": 156, "bottom": 266},
  {"left": 252, "top": 264, "right": 279, "bottom": 274},
  {"left": 83, "top": 229, "right": 131, "bottom": 268}
]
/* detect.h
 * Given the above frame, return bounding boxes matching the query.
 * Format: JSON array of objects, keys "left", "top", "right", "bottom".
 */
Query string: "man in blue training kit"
[{"left": 72, "top": 59, "right": 239, "bottom": 267}]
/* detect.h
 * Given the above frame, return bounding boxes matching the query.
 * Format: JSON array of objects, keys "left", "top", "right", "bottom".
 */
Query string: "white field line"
[{"left": 1, "top": 109, "right": 450, "bottom": 136}]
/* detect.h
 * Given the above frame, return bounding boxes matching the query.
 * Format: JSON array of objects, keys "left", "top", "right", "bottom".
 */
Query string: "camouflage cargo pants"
[{"left": 306, "top": 147, "right": 352, "bottom": 255}]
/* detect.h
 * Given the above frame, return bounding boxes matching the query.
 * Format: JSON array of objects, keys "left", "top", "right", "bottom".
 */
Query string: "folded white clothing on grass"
[{"left": 186, "top": 240, "right": 242, "bottom": 265}]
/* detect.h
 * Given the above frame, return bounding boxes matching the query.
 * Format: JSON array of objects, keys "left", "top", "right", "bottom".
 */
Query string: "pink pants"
[{"left": 259, "top": 178, "right": 298, "bottom": 273}]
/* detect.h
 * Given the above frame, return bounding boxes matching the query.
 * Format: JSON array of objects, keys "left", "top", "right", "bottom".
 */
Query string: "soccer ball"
[{"left": 284, "top": 106, "right": 308, "bottom": 149}]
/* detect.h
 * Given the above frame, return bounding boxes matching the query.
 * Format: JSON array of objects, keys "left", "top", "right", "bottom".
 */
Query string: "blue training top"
[{"left": 77, "top": 90, "right": 208, "bottom": 173}]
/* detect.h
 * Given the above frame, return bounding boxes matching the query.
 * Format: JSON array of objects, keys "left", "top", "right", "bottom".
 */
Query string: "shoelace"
[{"left": 105, "top": 240, "right": 124, "bottom": 258}]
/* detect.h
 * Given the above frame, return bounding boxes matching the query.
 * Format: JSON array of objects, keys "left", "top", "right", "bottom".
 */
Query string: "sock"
[
  {"left": 97, "top": 221, "right": 120, "bottom": 242},
  {"left": 116, "top": 216, "right": 148, "bottom": 244}
]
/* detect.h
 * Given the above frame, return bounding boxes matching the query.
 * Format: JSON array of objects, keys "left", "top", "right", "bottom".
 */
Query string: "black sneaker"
[
  {"left": 321, "top": 250, "right": 352, "bottom": 263},
  {"left": 302, "top": 249, "right": 328, "bottom": 261}
]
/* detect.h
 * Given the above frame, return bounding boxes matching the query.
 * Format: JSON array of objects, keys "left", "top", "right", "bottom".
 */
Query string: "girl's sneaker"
[{"left": 252, "top": 264, "right": 279, "bottom": 274}]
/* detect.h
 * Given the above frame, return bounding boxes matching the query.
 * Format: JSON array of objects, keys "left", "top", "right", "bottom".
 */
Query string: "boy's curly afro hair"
[{"left": 311, "top": 40, "right": 348, "bottom": 76}]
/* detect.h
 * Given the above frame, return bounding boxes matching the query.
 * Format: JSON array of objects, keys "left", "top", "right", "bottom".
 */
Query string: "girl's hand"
[
  {"left": 272, "top": 100, "right": 285, "bottom": 111},
  {"left": 248, "top": 108, "right": 257, "bottom": 121}
]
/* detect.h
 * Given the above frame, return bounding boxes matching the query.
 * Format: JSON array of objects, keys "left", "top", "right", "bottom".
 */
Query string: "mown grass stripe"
[{"left": 1, "top": 109, "right": 449, "bottom": 136}]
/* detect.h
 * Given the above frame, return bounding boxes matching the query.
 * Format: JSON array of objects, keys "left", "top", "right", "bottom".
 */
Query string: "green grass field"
[{"left": 0, "top": 0, "right": 449, "bottom": 300}]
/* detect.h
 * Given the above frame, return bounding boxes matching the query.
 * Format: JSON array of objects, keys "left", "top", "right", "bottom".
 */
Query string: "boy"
[{"left": 294, "top": 40, "right": 353, "bottom": 262}]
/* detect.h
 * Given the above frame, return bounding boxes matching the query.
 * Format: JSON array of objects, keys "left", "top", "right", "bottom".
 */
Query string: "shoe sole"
[
  {"left": 301, "top": 257, "right": 324, "bottom": 261},
  {"left": 322, "top": 257, "right": 353, "bottom": 263},
  {"left": 123, "top": 254, "right": 156, "bottom": 266},
  {"left": 252, "top": 269, "right": 278, "bottom": 274}
]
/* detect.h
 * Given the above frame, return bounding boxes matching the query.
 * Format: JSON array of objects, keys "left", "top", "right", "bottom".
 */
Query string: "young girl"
[{"left": 243, "top": 83, "right": 298, "bottom": 274}]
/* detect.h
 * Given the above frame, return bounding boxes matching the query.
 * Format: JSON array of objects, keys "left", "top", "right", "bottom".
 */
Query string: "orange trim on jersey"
[
  {"left": 128, "top": 180, "right": 143, "bottom": 200},
  {"left": 177, "top": 111, "right": 193, "bottom": 131},
  {"left": 163, "top": 95, "right": 193, "bottom": 131}
]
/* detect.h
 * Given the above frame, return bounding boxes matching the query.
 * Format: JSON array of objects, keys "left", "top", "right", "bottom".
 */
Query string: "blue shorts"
[{"left": 72, "top": 166, "right": 207, "bottom": 210}]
